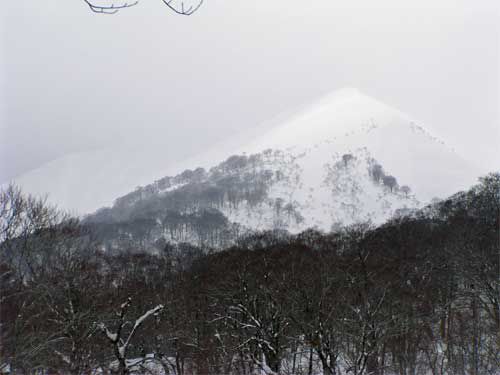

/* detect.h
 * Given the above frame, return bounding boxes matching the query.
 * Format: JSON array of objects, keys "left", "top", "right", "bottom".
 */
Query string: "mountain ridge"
[{"left": 12, "top": 88, "right": 479, "bottom": 218}]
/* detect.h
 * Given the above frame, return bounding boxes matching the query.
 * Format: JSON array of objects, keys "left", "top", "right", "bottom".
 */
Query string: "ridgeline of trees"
[
  {"left": 1, "top": 173, "right": 499, "bottom": 374},
  {"left": 86, "top": 151, "right": 304, "bottom": 250}
]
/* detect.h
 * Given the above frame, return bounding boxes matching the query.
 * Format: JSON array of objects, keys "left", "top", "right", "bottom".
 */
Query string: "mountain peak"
[
  {"left": 240, "top": 87, "right": 409, "bottom": 154},
  {"left": 11, "top": 88, "right": 480, "bottom": 214},
  {"left": 316, "top": 87, "right": 363, "bottom": 102}
]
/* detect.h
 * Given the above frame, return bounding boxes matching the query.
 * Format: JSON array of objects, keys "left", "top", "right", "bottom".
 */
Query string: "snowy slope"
[
  {"left": 10, "top": 145, "right": 187, "bottom": 215},
  {"left": 236, "top": 88, "right": 477, "bottom": 202},
  {"left": 212, "top": 147, "right": 422, "bottom": 232},
  {"left": 12, "top": 88, "right": 480, "bottom": 219},
  {"left": 80, "top": 88, "right": 481, "bottom": 243}
]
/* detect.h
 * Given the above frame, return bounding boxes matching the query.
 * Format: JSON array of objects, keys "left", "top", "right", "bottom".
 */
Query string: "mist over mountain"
[
  {"left": 23, "top": 88, "right": 467, "bottom": 250},
  {"left": 3, "top": 2, "right": 498, "bottom": 373},
  {"left": 13, "top": 88, "right": 479, "bottom": 220}
]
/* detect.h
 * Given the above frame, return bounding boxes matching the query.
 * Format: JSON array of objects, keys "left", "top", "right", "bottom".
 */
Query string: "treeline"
[
  {"left": 86, "top": 150, "right": 302, "bottom": 249},
  {"left": 86, "top": 150, "right": 406, "bottom": 251},
  {"left": 0, "top": 173, "right": 499, "bottom": 375},
  {"left": 91, "top": 151, "right": 289, "bottom": 225}
]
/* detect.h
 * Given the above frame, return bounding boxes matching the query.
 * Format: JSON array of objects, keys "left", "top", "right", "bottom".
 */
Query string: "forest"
[{"left": 1, "top": 173, "right": 499, "bottom": 375}]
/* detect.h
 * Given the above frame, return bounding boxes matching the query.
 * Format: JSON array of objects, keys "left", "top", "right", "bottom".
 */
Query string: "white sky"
[{"left": 1, "top": 0, "right": 499, "bottom": 182}]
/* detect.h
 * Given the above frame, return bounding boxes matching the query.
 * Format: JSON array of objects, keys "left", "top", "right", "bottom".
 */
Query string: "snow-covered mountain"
[
  {"left": 13, "top": 88, "right": 480, "bottom": 241},
  {"left": 235, "top": 87, "right": 477, "bottom": 203}
]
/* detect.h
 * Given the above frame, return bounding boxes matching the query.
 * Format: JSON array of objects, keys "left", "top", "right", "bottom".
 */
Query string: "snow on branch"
[
  {"left": 120, "top": 304, "right": 164, "bottom": 356},
  {"left": 98, "top": 297, "right": 164, "bottom": 373}
]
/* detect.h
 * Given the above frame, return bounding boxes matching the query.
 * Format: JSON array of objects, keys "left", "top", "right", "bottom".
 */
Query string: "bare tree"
[
  {"left": 370, "top": 163, "right": 385, "bottom": 183},
  {"left": 342, "top": 153, "right": 355, "bottom": 167},
  {"left": 382, "top": 175, "right": 398, "bottom": 193},
  {"left": 0, "top": 186, "right": 99, "bottom": 373},
  {"left": 400, "top": 185, "right": 411, "bottom": 197},
  {"left": 0, "top": 183, "right": 63, "bottom": 246},
  {"left": 98, "top": 297, "right": 164, "bottom": 374}
]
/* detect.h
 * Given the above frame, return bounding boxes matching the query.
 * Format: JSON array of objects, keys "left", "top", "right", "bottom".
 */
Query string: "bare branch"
[
  {"left": 82, "top": 0, "right": 203, "bottom": 15},
  {"left": 160, "top": 0, "right": 203, "bottom": 15},
  {"left": 98, "top": 298, "right": 164, "bottom": 374},
  {"left": 82, "top": 0, "right": 139, "bottom": 14}
]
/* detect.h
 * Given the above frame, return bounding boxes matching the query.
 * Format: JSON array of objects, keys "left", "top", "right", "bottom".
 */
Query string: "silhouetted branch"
[
  {"left": 83, "top": 0, "right": 203, "bottom": 15},
  {"left": 160, "top": 0, "right": 203, "bottom": 15},
  {"left": 83, "top": 0, "right": 139, "bottom": 14}
]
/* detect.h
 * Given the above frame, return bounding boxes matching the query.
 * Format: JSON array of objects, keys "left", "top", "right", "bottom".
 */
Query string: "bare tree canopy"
[{"left": 83, "top": 0, "right": 203, "bottom": 15}]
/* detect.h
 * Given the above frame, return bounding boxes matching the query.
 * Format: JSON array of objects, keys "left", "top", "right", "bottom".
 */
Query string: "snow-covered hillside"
[
  {"left": 214, "top": 147, "right": 420, "bottom": 232},
  {"left": 69, "top": 88, "right": 482, "bottom": 249},
  {"left": 13, "top": 88, "right": 479, "bottom": 225},
  {"left": 235, "top": 88, "right": 477, "bottom": 202}
]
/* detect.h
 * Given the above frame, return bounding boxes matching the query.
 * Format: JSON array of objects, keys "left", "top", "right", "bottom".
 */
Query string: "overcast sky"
[{"left": 1, "top": 0, "right": 499, "bottom": 182}]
